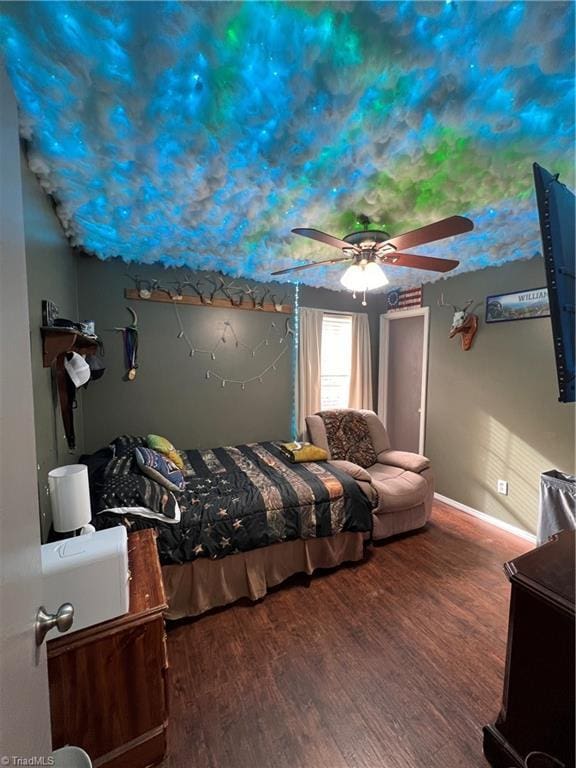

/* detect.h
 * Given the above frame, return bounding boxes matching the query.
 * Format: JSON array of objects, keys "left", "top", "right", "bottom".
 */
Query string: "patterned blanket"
[
  {"left": 319, "top": 410, "right": 377, "bottom": 468},
  {"left": 93, "top": 441, "right": 372, "bottom": 565}
]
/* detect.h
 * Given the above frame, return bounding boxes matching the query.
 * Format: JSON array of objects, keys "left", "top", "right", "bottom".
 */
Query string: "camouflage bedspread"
[{"left": 93, "top": 441, "right": 372, "bottom": 565}]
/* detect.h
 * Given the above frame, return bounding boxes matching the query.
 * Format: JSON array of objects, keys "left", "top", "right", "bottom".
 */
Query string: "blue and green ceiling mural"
[{"left": 0, "top": 1, "right": 574, "bottom": 290}]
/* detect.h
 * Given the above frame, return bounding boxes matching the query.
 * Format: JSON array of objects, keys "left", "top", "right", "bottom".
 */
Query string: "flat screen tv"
[{"left": 533, "top": 162, "right": 575, "bottom": 403}]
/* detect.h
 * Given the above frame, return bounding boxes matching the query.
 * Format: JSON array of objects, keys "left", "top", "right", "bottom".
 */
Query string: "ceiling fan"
[{"left": 272, "top": 214, "right": 474, "bottom": 302}]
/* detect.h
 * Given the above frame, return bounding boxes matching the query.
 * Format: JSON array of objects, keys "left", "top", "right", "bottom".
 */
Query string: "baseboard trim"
[{"left": 434, "top": 492, "right": 537, "bottom": 544}]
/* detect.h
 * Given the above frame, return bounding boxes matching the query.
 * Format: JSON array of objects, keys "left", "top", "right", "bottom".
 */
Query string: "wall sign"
[{"left": 485, "top": 287, "right": 550, "bottom": 323}]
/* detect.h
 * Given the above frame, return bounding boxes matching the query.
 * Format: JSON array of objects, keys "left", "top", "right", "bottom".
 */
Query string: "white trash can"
[{"left": 50, "top": 747, "right": 92, "bottom": 768}]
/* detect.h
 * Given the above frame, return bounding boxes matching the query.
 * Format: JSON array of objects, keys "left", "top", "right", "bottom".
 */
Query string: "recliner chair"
[{"left": 306, "top": 409, "right": 434, "bottom": 540}]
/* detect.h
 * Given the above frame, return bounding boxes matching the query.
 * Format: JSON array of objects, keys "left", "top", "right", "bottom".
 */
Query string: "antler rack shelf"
[{"left": 124, "top": 289, "right": 293, "bottom": 315}]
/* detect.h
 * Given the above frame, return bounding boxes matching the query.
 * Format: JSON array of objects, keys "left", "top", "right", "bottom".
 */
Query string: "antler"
[
  {"left": 218, "top": 278, "right": 233, "bottom": 301},
  {"left": 255, "top": 288, "right": 270, "bottom": 310},
  {"left": 243, "top": 284, "right": 257, "bottom": 308},
  {"left": 270, "top": 292, "right": 288, "bottom": 312},
  {"left": 219, "top": 278, "right": 244, "bottom": 306},
  {"left": 126, "top": 273, "right": 154, "bottom": 299},
  {"left": 179, "top": 278, "right": 208, "bottom": 303},
  {"left": 201, "top": 277, "right": 221, "bottom": 304},
  {"left": 166, "top": 281, "right": 184, "bottom": 301},
  {"left": 438, "top": 292, "right": 458, "bottom": 312},
  {"left": 438, "top": 293, "right": 475, "bottom": 314}
]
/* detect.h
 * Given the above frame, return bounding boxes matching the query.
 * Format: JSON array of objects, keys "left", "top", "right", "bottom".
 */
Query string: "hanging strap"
[
  {"left": 55, "top": 354, "right": 76, "bottom": 449},
  {"left": 123, "top": 326, "right": 139, "bottom": 380}
]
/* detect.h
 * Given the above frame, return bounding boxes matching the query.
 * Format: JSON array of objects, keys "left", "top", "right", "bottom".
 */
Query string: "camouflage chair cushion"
[{"left": 318, "top": 410, "right": 378, "bottom": 469}]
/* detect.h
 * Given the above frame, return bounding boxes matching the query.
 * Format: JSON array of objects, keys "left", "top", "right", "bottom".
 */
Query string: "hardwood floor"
[{"left": 163, "top": 502, "right": 531, "bottom": 768}]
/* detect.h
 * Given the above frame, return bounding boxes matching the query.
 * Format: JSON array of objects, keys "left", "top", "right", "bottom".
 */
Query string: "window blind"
[{"left": 320, "top": 314, "right": 352, "bottom": 410}]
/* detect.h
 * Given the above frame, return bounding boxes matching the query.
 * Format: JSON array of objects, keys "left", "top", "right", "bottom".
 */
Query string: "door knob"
[{"left": 35, "top": 603, "right": 74, "bottom": 646}]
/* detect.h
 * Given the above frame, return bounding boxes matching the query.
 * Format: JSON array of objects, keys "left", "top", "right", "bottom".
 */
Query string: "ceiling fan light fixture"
[
  {"left": 340, "top": 261, "right": 388, "bottom": 292},
  {"left": 363, "top": 261, "right": 389, "bottom": 288},
  {"left": 340, "top": 264, "right": 364, "bottom": 292}
]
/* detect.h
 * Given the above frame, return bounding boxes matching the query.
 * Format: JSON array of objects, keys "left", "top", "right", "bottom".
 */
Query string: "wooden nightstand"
[{"left": 47, "top": 529, "right": 169, "bottom": 768}]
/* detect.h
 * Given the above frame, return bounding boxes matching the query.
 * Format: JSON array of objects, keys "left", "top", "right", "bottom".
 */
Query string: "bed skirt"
[{"left": 162, "top": 532, "right": 365, "bottom": 619}]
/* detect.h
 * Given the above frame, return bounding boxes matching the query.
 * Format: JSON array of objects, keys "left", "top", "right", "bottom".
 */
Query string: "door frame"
[{"left": 378, "top": 306, "right": 430, "bottom": 455}]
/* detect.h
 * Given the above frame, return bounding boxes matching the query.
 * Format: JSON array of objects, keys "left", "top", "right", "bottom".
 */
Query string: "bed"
[{"left": 87, "top": 437, "right": 373, "bottom": 618}]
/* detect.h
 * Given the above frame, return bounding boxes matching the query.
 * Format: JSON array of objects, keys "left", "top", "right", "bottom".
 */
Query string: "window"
[{"left": 321, "top": 314, "right": 352, "bottom": 409}]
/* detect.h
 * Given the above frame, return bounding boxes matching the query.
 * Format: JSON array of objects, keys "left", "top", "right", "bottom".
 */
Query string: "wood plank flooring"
[{"left": 162, "top": 502, "right": 531, "bottom": 768}]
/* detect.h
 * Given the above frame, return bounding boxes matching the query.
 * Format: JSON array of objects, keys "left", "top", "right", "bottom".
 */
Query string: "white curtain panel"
[
  {"left": 349, "top": 313, "right": 373, "bottom": 410},
  {"left": 297, "top": 307, "right": 324, "bottom": 438}
]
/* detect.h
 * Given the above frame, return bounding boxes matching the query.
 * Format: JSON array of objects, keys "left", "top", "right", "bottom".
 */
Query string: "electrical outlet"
[{"left": 497, "top": 479, "right": 508, "bottom": 495}]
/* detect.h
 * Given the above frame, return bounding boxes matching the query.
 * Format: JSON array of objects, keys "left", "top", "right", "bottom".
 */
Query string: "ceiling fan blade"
[
  {"left": 271, "top": 255, "right": 352, "bottom": 276},
  {"left": 292, "top": 228, "right": 358, "bottom": 251},
  {"left": 382, "top": 216, "right": 473, "bottom": 252},
  {"left": 383, "top": 252, "right": 460, "bottom": 273}
]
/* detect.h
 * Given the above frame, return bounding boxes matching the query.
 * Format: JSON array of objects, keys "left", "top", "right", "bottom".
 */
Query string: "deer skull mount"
[{"left": 439, "top": 295, "right": 479, "bottom": 351}]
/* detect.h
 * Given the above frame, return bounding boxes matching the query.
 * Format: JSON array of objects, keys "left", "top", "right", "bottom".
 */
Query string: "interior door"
[
  {"left": 378, "top": 308, "right": 429, "bottom": 454},
  {"left": 0, "top": 66, "right": 53, "bottom": 756}
]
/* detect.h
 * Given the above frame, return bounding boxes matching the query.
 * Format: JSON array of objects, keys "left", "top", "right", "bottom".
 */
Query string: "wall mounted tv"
[{"left": 533, "top": 162, "right": 575, "bottom": 403}]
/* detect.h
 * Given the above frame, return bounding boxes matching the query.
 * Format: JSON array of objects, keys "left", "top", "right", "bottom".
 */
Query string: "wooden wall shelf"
[
  {"left": 124, "top": 288, "right": 293, "bottom": 315},
  {"left": 41, "top": 327, "right": 99, "bottom": 368}
]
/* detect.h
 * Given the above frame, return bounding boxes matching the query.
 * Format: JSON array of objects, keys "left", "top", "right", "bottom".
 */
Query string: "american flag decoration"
[{"left": 386, "top": 287, "right": 423, "bottom": 312}]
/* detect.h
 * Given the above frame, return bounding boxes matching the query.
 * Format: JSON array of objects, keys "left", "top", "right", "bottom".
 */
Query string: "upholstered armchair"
[{"left": 306, "top": 409, "right": 434, "bottom": 540}]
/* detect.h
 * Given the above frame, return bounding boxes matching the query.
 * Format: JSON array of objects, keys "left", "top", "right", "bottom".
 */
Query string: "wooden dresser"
[
  {"left": 48, "top": 529, "right": 169, "bottom": 768},
  {"left": 483, "top": 530, "right": 575, "bottom": 767}
]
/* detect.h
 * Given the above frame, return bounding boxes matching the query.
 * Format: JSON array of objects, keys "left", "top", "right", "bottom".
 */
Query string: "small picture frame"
[{"left": 485, "top": 288, "right": 550, "bottom": 323}]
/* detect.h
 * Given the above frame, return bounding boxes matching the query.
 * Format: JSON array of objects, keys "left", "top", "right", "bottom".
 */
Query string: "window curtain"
[
  {"left": 297, "top": 308, "right": 323, "bottom": 438},
  {"left": 349, "top": 313, "right": 373, "bottom": 410}
]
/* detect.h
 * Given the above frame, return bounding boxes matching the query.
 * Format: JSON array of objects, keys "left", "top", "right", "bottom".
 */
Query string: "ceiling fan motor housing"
[
  {"left": 344, "top": 230, "right": 396, "bottom": 264},
  {"left": 343, "top": 230, "right": 391, "bottom": 245}
]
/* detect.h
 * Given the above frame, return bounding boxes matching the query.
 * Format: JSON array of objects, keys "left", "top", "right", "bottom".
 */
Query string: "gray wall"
[
  {"left": 77, "top": 258, "right": 296, "bottom": 452},
  {"left": 423, "top": 256, "right": 575, "bottom": 535},
  {"left": 21, "top": 151, "right": 83, "bottom": 541},
  {"left": 76, "top": 261, "right": 377, "bottom": 454}
]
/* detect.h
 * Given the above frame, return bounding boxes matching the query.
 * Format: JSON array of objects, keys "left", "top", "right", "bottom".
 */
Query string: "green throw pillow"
[{"left": 146, "top": 434, "right": 185, "bottom": 470}]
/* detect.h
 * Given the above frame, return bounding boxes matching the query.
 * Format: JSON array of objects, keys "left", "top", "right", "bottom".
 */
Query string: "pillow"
[
  {"left": 134, "top": 447, "right": 185, "bottom": 492},
  {"left": 98, "top": 456, "right": 179, "bottom": 521},
  {"left": 279, "top": 442, "right": 328, "bottom": 463},
  {"left": 110, "top": 435, "right": 147, "bottom": 458},
  {"left": 319, "top": 410, "right": 377, "bottom": 468},
  {"left": 147, "top": 434, "right": 184, "bottom": 470},
  {"left": 104, "top": 452, "right": 138, "bottom": 477}
]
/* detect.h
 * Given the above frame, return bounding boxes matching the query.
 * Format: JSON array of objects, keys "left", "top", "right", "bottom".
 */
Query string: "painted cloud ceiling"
[{"left": 0, "top": 1, "right": 574, "bottom": 290}]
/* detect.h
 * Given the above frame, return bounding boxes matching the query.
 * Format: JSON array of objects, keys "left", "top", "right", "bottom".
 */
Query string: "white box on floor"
[{"left": 41, "top": 526, "right": 129, "bottom": 635}]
